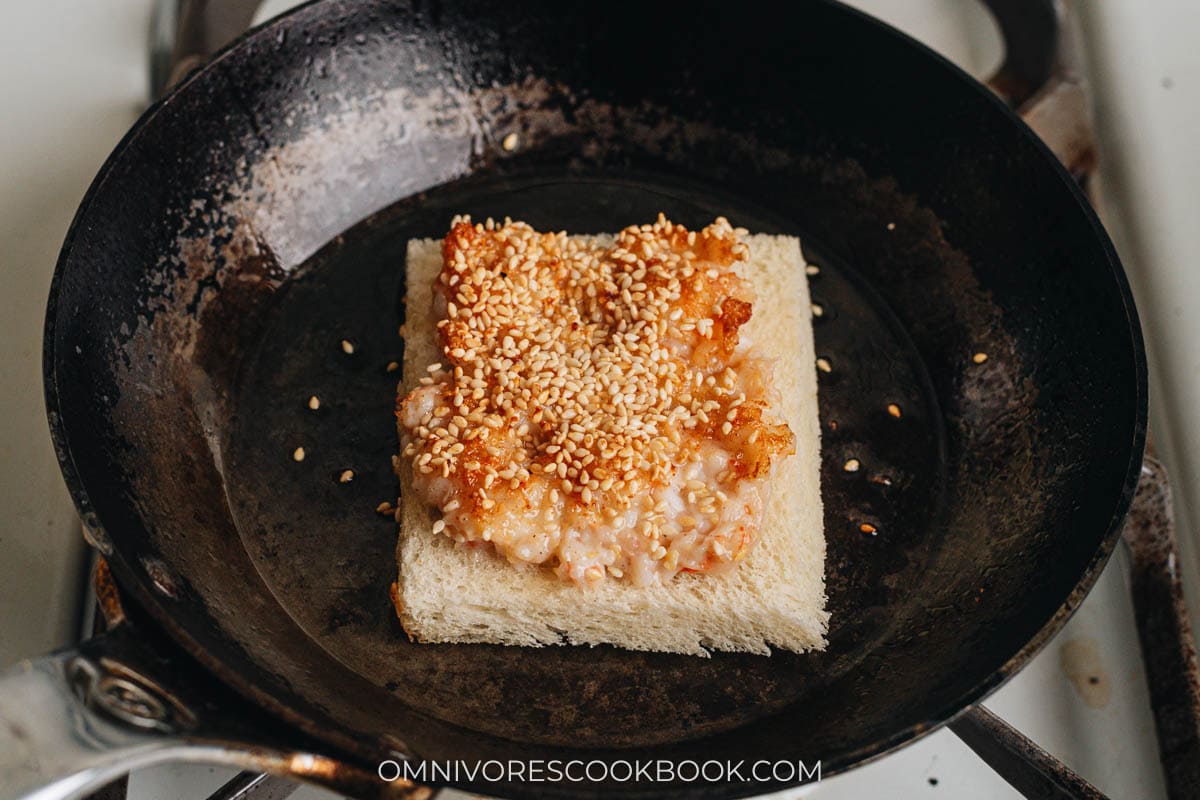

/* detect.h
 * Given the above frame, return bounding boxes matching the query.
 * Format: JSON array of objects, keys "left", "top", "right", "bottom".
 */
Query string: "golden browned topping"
[{"left": 398, "top": 215, "right": 795, "bottom": 586}]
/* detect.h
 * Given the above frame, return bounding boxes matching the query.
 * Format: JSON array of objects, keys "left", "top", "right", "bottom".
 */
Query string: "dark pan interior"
[
  {"left": 225, "top": 170, "right": 948, "bottom": 748},
  {"left": 44, "top": 1, "right": 1145, "bottom": 797}
]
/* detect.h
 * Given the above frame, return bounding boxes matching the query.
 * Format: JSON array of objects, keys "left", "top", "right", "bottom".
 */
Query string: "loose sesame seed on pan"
[
  {"left": 340, "top": 339, "right": 355, "bottom": 354},
  {"left": 308, "top": 395, "right": 320, "bottom": 410},
  {"left": 972, "top": 352, "right": 989, "bottom": 364},
  {"left": 338, "top": 469, "right": 355, "bottom": 483},
  {"left": 292, "top": 447, "right": 306, "bottom": 462}
]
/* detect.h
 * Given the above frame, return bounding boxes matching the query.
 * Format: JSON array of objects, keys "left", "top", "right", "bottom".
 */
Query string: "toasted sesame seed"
[
  {"left": 886, "top": 222, "right": 896, "bottom": 231},
  {"left": 432, "top": 519, "right": 446, "bottom": 534},
  {"left": 972, "top": 352, "right": 989, "bottom": 364},
  {"left": 341, "top": 339, "right": 355, "bottom": 354},
  {"left": 376, "top": 501, "right": 393, "bottom": 514},
  {"left": 816, "top": 357, "right": 833, "bottom": 373},
  {"left": 292, "top": 447, "right": 306, "bottom": 462},
  {"left": 307, "top": 395, "right": 320, "bottom": 410},
  {"left": 501, "top": 132, "right": 519, "bottom": 151},
  {"left": 395, "top": 215, "right": 796, "bottom": 585},
  {"left": 887, "top": 403, "right": 902, "bottom": 418},
  {"left": 805, "top": 264, "right": 820, "bottom": 276},
  {"left": 338, "top": 469, "right": 355, "bottom": 483},
  {"left": 843, "top": 458, "right": 861, "bottom": 473},
  {"left": 859, "top": 522, "right": 878, "bottom": 534},
  {"left": 386, "top": 361, "right": 400, "bottom": 373},
  {"left": 811, "top": 303, "right": 824, "bottom": 318}
]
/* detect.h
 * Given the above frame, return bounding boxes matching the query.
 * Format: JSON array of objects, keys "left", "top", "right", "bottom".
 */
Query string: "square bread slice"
[{"left": 394, "top": 232, "right": 826, "bottom": 656}]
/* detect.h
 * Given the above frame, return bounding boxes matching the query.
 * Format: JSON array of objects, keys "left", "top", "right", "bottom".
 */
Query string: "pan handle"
[
  {"left": 150, "top": 0, "right": 263, "bottom": 98},
  {"left": 0, "top": 637, "right": 220, "bottom": 800},
  {"left": 0, "top": 574, "right": 428, "bottom": 800},
  {"left": 981, "top": 0, "right": 1095, "bottom": 177}
]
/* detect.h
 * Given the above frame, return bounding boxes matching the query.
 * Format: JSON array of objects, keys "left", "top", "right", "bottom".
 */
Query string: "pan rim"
[{"left": 41, "top": 0, "right": 1149, "bottom": 794}]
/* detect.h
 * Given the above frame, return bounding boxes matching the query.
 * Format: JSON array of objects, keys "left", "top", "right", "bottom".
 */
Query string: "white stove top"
[{"left": 0, "top": 1, "right": 1192, "bottom": 798}]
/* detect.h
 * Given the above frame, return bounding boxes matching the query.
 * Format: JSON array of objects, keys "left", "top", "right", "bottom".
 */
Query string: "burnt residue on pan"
[
  {"left": 45, "top": 1, "right": 1145, "bottom": 796},
  {"left": 223, "top": 171, "right": 948, "bottom": 747}
]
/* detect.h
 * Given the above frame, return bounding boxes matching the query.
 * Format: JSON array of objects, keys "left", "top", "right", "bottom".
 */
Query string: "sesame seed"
[
  {"left": 860, "top": 522, "right": 878, "bottom": 534},
  {"left": 887, "top": 403, "right": 902, "bottom": 418},
  {"left": 395, "top": 215, "right": 797, "bottom": 585},
  {"left": 338, "top": 469, "right": 355, "bottom": 483},
  {"left": 376, "top": 501, "right": 393, "bottom": 514},
  {"left": 501, "top": 132, "right": 519, "bottom": 151},
  {"left": 805, "top": 264, "right": 820, "bottom": 276},
  {"left": 886, "top": 222, "right": 896, "bottom": 231},
  {"left": 816, "top": 357, "right": 833, "bottom": 373},
  {"left": 432, "top": 519, "right": 446, "bottom": 534},
  {"left": 292, "top": 447, "right": 306, "bottom": 462},
  {"left": 386, "top": 361, "right": 400, "bottom": 373},
  {"left": 341, "top": 339, "right": 355, "bottom": 354},
  {"left": 843, "top": 458, "right": 861, "bottom": 473},
  {"left": 811, "top": 303, "right": 824, "bottom": 318},
  {"left": 307, "top": 395, "right": 320, "bottom": 410},
  {"left": 973, "top": 352, "right": 989, "bottom": 364}
]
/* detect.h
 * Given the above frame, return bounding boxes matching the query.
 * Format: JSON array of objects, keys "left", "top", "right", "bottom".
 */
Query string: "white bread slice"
[{"left": 394, "top": 233, "right": 826, "bottom": 656}]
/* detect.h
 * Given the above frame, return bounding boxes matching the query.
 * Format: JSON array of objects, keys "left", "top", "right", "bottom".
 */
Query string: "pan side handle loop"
[{"left": 981, "top": 0, "right": 1096, "bottom": 177}]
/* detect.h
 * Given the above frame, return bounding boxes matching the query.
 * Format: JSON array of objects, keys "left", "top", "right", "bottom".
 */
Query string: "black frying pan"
[{"left": 3, "top": 0, "right": 1146, "bottom": 798}]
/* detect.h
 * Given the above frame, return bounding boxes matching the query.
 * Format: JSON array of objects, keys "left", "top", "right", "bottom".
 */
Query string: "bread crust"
[{"left": 393, "top": 233, "right": 827, "bottom": 656}]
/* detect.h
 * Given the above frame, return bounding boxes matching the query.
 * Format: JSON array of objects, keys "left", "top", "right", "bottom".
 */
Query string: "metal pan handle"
[
  {"left": 150, "top": 0, "right": 263, "bottom": 98},
  {"left": 0, "top": 635, "right": 289, "bottom": 800},
  {"left": 0, "top": 563, "right": 428, "bottom": 800},
  {"left": 981, "top": 0, "right": 1095, "bottom": 177},
  {"left": 0, "top": 639, "right": 190, "bottom": 800}
]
